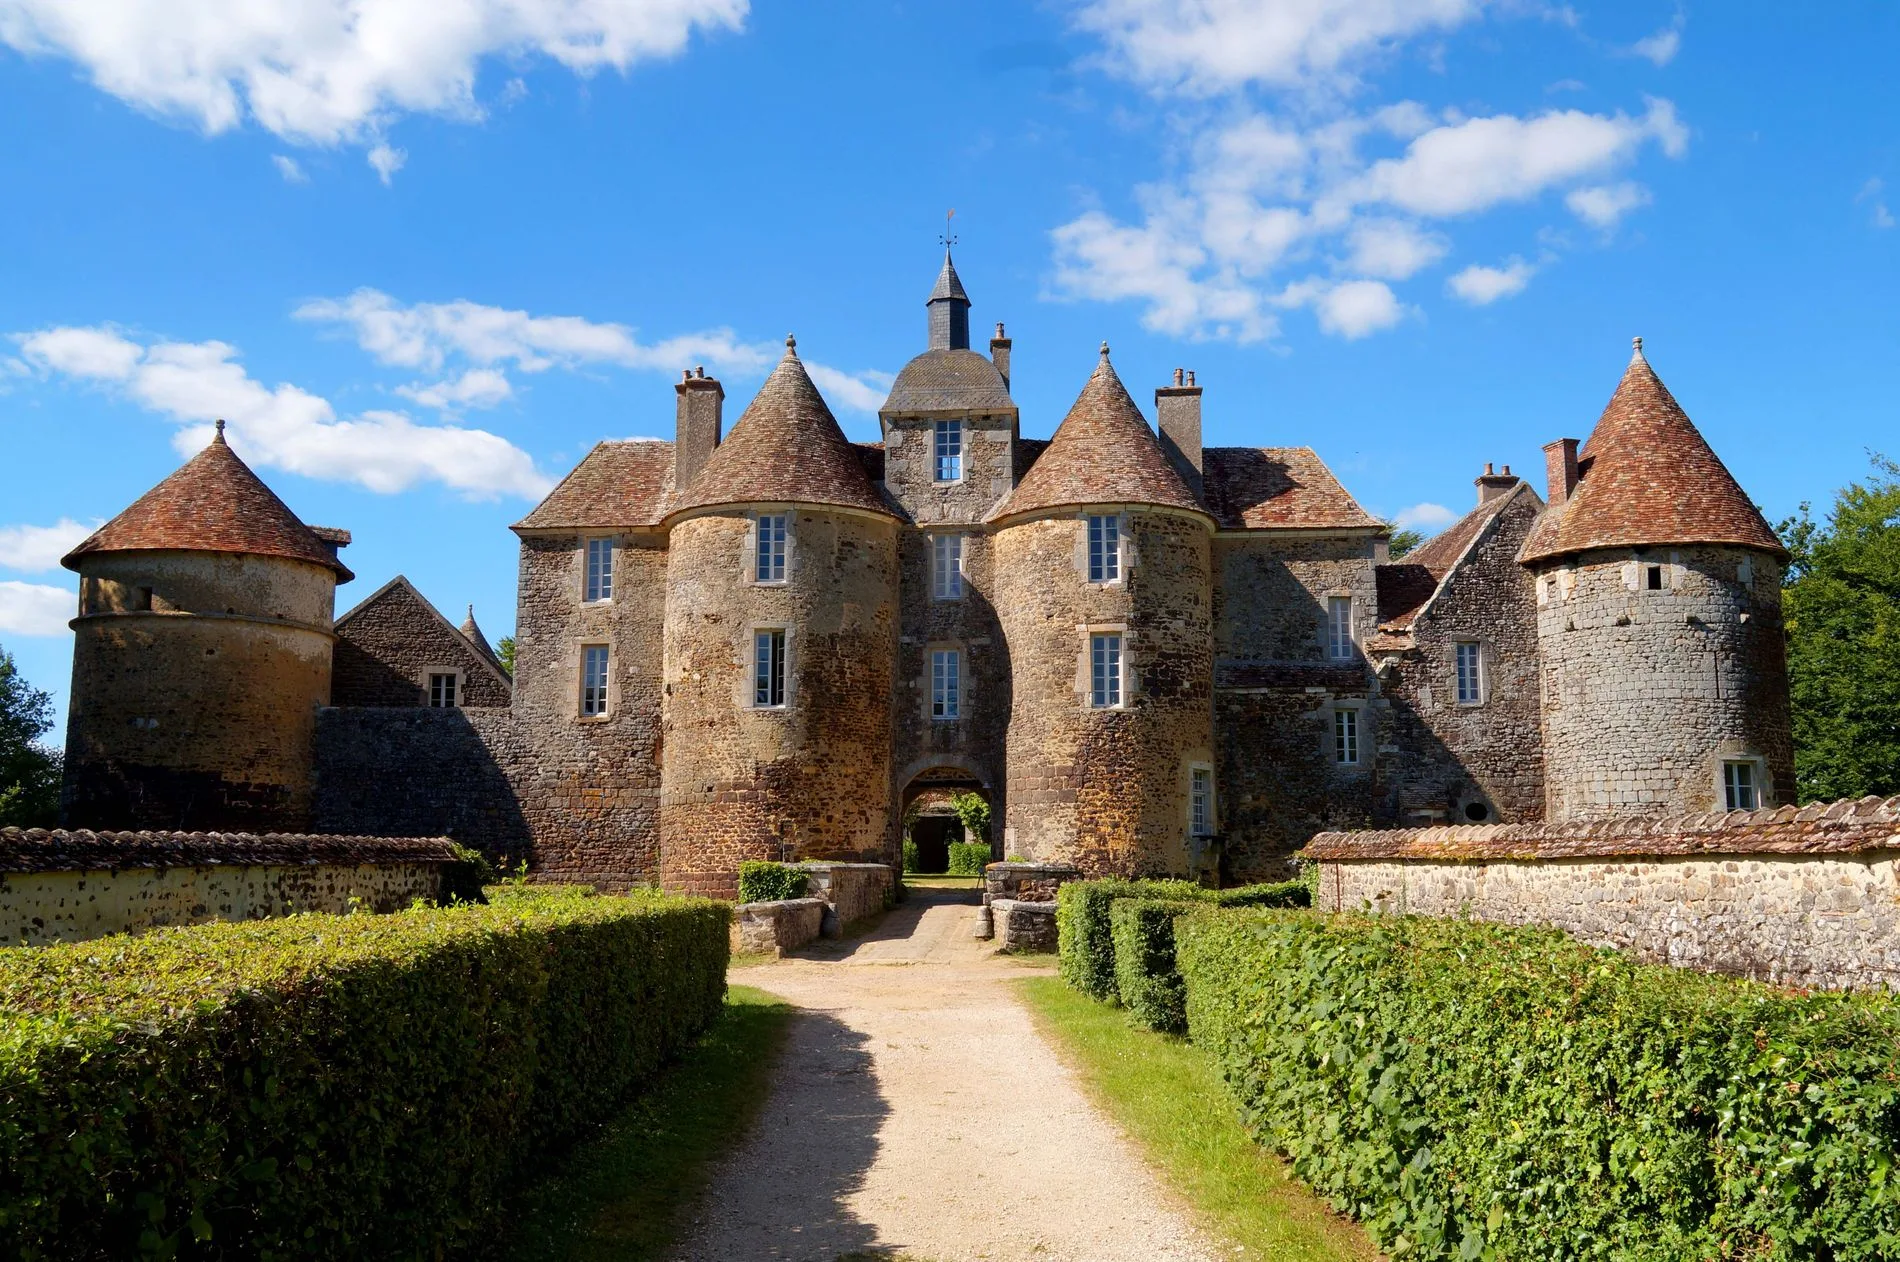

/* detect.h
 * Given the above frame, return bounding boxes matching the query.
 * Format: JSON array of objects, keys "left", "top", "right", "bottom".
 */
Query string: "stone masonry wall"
[
  {"left": 1536, "top": 544, "right": 1793, "bottom": 821},
  {"left": 332, "top": 580, "right": 510, "bottom": 707}
]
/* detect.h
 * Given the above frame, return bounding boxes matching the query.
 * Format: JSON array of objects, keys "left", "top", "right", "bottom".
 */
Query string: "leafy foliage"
[
  {"left": 1387, "top": 528, "right": 1425, "bottom": 559},
  {"left": 497, "top": 634, "right": 516, "bottom": 675},
  {"left": 1780, "top": 454, "right": 1900, "bottom": 801},
  {"left": 1057, "top": 877, "right": 1311, "bottom": 1003},
  {"left": 901, "top": 839, "right": 920, "bottom": 874},
  {"left": 1110, "top": 899, "right": 1200, "bottom": 1033},
  {"left": 0, "top": 645, "right": 60, "bottom": 828},
  {"left": 438, "top": 841, "right": 496, "bottom": 904},
  {"left": 1178, "top": 909, "right": 1900, "bottom": 1261},
  {"left": 736, "top": 860, "right": 809, "bottom": 903},
  {"left": 949, "top": 789, "right": 991, "bottom": 842},
  {"left": 946, "top": 841, "right": 990, "bottom": 876},
  {"left": 0, "top": 888, "right": 729, "bottom": 1259}
]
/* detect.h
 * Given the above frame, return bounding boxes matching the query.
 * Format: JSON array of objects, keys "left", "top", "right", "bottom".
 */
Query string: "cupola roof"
[
  {"left": 987, "top": 345, "right": 1209, "bottom": 524},
  {"left": 1520, "top": 340, "right": 1784, "bottom": 564},
  {"left": 62, "top": 423, "right": 353, "bottom": 580},
  {"left": 668, "top": 338, "right": 896, "bottom": 521},
  {"left": 882, "top": 347, "right": 1014, "bottom": 413}
]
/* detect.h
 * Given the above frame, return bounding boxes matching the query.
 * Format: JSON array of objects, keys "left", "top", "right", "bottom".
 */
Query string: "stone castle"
[{"left": 55, "top": 253, "right": 1794, "bottom": 894}]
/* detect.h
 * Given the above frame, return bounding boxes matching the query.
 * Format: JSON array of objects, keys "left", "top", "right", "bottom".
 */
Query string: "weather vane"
[{"left": 940, "top": 207, "right": 957, "bottom": 250}]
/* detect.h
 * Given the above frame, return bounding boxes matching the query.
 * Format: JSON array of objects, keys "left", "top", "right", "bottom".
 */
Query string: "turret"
[
  {"left": 1521, "top": 339, "right": 1793, "bottom": 821},
  {"left": 926, "top": 250, "right": 971, "bottom": 351}
]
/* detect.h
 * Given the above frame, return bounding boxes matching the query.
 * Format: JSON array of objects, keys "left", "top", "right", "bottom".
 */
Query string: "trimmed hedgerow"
[
  {"left": 1057, "top": 877, "right": 1309, "bottom": 1003},
  {"left": 1178, "top": 909, "right": 1900, "bottom": 1261},
  {"left": 0, "top": 889, "right": 728, "bottom": 1260},
  {"left": 946, "top": 842, "right": 990, "bottom": 877},
  {"left": 439, "top": 841, "right": 497, "bottom": 904},
  {"left": 1110, "top": 898, "right": 1201, "bottom": 1034},
  {"left": 737, "top": 860, "right": 809, "bottom": 904}
]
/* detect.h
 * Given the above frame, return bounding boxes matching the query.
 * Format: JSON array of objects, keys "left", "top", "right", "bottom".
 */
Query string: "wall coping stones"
[
  {"left": 984, "top": 862, "right": 1084, "bottom": 878},
  {"left": 1303, "top": 794, "right": 1900, "bottom": 863},
  {"left": 0, "top": 827, "right": 458, "bottom": 874}
]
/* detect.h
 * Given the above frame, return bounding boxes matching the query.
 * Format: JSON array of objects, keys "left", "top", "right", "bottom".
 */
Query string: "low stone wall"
[
  {"left": 1305, "top": 795, "right": 1900, "bottom": 991},
  {"left": 990, "top": 899, "right": 1059, "bottom": 953},
  {"left": 984, "top": 861, "right": 1083, "bottom": 903},
  {"left": 730, "top": 897, "right": 826, "bottom": 957},
  {"left": 0, "top": 828, "right": 456, "bottom": 946},
  {"left": 799, "top": 861, "right": 893, "bottom": 937}
]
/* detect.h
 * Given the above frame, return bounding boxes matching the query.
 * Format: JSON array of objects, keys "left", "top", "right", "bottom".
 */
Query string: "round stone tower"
[
  {"left": 658, "top": 338, "right": 901, "bottom": 897},
  {"left": 1521, "top": 339, "right": 1793, "bottom": 822},
  {"left": 60, "top": 422, "right": 353, "bottom": 831},
  {"left": 987, "top": 346, "right": 1215, "bottom": 877}
]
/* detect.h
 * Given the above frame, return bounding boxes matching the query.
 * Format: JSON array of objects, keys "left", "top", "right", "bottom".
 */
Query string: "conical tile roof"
[
  {"left": 988, "top": 346, "right": 1209, "bottom": 523},
  {"left": 62, "top": 424, "right": 353, "bottom": 580},
  {"left": 460, "top": 605, "right": 503, "bottom": 669},
  {"left": 668, "top": 339, "right": 895, "bottom": 520},
  {"left": 929, "top": 250, "right": 969, "bottom": 303},
  {"left": 1521, "top": 340, "right": 1783, "bottom": 564}
]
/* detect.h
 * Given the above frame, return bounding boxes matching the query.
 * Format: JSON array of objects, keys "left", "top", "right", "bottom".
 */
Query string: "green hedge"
[
  {"left": 1109, "top": 899, "right": 1202, "bottom": 1033},
  {"left": 0, "top": 889, "right": 729, "bottom": 1259},
  {"left": 737, "top": 860, "right": 809, "bottom": 903},
  {"left": 1056, "top": 877, "right": 1309, "bottom": 1003},
  {"left": 1178, "top": 909, "right": 1900, "bottom": 1261},
  {"left": 946, "top": 842, "right": 990, "bottom": 876}
]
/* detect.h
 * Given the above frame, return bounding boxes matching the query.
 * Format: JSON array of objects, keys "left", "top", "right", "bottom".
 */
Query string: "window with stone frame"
[
  {"left": 1327, "top": 596, "right": 1356, "bottom": 660},
  {"left": 579, "top": 645, "right": 610, "bottom": 717},
  {"left": 1723, "top": 759, "right": 1760, "bottom": 811},
  {"left": 1089, "top": 632, "right": 1123, "bottom": 708},
  {"left": 1087, "top": 514, "right": 1121, "bottom": 583},
  {"left": 1454, "top": 641, "right": 1484, "bottom": 705},
  {"left": 755, "top": 514, "right": 789, "bottom": 584},
  {"left": 931, "top": 533, "right": 964, "bottom": 600},
  {"left": 930, "top": 648, "right": 961, "bottom": 719},
  {"left": 753, "top": 629, "right": 788, "bottom": 708},
  {"left": 1334, "top": 707, "right": 1360, "bottom": 765},
  {"left": 584, "top": 537, "right": 614, "bottom": 603},
  {"left": 427, "top": 671, "right": 459, "bottom": 708},
  {"left": 1190, "top": 766, "right": 1214, "bottom": 836},
  {"left": 933, "top": 419, "right": 963, "bottom": 482}
]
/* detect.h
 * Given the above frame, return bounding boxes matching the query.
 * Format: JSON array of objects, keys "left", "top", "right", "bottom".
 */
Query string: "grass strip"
[
  {"left": 1017, "top": 976, "right": 1381, "bottom": 1262},
  {"left": 495, "top": 985, "right": 794, "bottom": 1262}
]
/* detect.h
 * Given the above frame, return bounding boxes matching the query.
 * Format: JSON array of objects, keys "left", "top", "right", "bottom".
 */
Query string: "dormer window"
[
  {"left": 1087, "top": 514, "right": 1121, "bottom": 584},
  {"left": 933, "top": 419, "right": 963, "bottom": 482}
]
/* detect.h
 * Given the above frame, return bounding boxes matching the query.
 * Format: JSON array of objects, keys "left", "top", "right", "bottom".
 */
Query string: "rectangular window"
[
  {"left": 1327, "top": 596, "right": 1355, "bottom": 660},
  {"left": 931, "top": 533, "right": 964, "bottom": 600},
  {"left": 428, "top": 672, "right": 458, "bottom": 708},
  {"left": 1334, "top": 708, "right": 1359, "bottom": 765},
  {"left": 1723, "top": 760, "right": 1759, "bottom": 811},
  {"left": 580, "top": 645, "right": 610, "bottom": 717},
  {"left": 933, "top": 419, "right": 963, "bottom": 482},
  {"left": 930, "top": 649, "right": 961, "bottom": 719},
  {"left": 755, "top": 514, "right": 788, "bottom": 583},
  {"left": 754, "top": 629, "right": 787, "bottom": 708},
  {"left": 1646, "top": 564, "right": 1665, "bottom": 591},
  {"left": 1454, "top": 641, "right": 1483, "bottom": 705},
  {"left": 1087, "top": 514, "right": 1121, "bottom": 583},
  {"left": 584, "top": 538, "right": 613, "bottom": 602},
  {"left": 1090, "top": 633, "right": 1123, "bottom": 708},
  {"left": 1190, "top": 767, "right": 1213, "bottom": 836}
]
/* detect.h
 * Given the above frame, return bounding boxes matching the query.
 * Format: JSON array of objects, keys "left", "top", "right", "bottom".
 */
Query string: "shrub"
[
  {"left": 1110, "top": 899, "right": 1199, "bottom": 1033},
  {"left": 945, "top": 842, "right": 990, "bottom": 876},
  {"left": 1177, "top": 909, "right": 1900, "bottom": 1261},
  {"left": 439, "top": 841, "right": 496, "bottom": 904},
  {"left": 902, "top": 839, "right": 921, "bottom": 874},
  {"left": 0, "top": 892, "right": 728, "bottom": 1260},
  {"left": 1057, "top": 877, "right": 1309, "bottom": 1003},
  {"left": 737, "top": 860, "right": 809, "bottom": 904}
]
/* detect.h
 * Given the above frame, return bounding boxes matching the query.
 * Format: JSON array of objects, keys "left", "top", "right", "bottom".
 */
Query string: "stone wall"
[
  {"left": 990, "top": 899, "right": 1059, "bottom": 952},
  {"left": 800, "top": 861, "right": 894, "bottom": 934},
  {"left": 332, "top": 578, "right": 510, "bottom": 708},
  {"left": 0, "top": 827, "right": 453, "bottom": 946},
  {"left": 729, "top": 897, "right": 826, "bottom": 957},
  {"left": 983, "top": 861, "right": 1083, "bottom": 903},
  {"left": 1305, "top": 796, "right": 1900, "bottom": 990}
]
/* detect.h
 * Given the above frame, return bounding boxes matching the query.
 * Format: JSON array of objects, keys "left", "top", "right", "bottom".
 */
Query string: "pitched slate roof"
[
  {"left": 513, "top": 439, "right": 675, "bottom": 531},
  {"left": 1520, "top": 341, "right": 1784, "bottom": 564},
  {"left": 883, "top": 348, "right": 1015, "bottom": 413},
  {"left": 62, "top": 424, "right": 353, "bottom": 580},
  {"left": 669, "top": 339, "right": 896, "bottom": 520},
  {"left": 1201, "top": 446, "right": 1381, "bottom": 530},
  {"left": 987, "top": 348, "right": 1208, "bottom": 524},
  {"left": 929, "top": 250, "right": 969, "bottom": 303}
]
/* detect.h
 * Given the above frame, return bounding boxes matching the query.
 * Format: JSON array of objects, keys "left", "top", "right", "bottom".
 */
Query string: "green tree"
[
  {"left": 1780, "top": 454, "right": 1900, "bottom": 803},
  {"left": 949, "top": 790, "right": 991, "bottom": 842},
  {"left": 1388, "top": 528, "right": 1424, "bottom": 559},
  {"left": 0, "top": 644, "right": 61, "bottom": 827},
  {"left": 497, "top": 635, "right": 515, "bottom": 675}
]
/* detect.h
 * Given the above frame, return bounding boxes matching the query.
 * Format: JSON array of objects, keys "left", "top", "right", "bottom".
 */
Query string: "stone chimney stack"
[
  {"left": 1155, "top": 367, "right": 1204, "bottom": 500},
  {"left": 1476, "top": 461, "right": 1520, "bottom": 504},
  {"left": 1543, "top": 438, "right": 1580, "bottom": 507},
  {"left": 990, "top": 322, "right": 1012, "bottom": 391},
  {"left": 674, "top": 366, "right": 724, "bottom": 491}
]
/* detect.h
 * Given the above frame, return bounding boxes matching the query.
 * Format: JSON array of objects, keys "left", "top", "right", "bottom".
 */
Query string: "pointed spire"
[
  {"left": 926, "top": 248, "right": 972, "bottom": 350},
  {"left": 460, "top": 604, "right": 502, "bottom": 667}
]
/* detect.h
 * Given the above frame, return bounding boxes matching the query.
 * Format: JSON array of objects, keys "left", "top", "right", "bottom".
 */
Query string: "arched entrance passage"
[{"left": 898, "top": 757, "right": 995, "bottom": 876}]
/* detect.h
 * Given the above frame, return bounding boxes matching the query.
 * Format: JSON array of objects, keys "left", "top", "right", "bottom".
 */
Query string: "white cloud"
[
  {"left": 1393, "top": 502, "right": 1457, "bottom": 530},
  {"left": 1289, "top": 278, "right": 1407, "bottom": 338},
  {"left": 1630, "top": 15, "right": 1683, "bottom": 66},
  {"left": 0, "top": 519, "right": 97, "bottom": 572},
  {"left": 15, "top": 326, "right": 552, "bottom": 499},
  {"left": 367, "top": 143, "right": 407, "bottom": 185},
  {"left": 1343, "top": 218, "right": 1447, "bottom": 279},
  {"left": 0, "top": 0, "right": 748, "bottom": 147},
  {"left": 272, "top": 154, "right": 307, "bottom": 183},
  {"left": 804, "top": 363, "right": 896, "bottom": 416},
  {"left": 1565, "top": 181, "right": 1650, "bottom": 227},
  {"left": 1049, "top": 207, "right": 1275, "bottom": 342},
  {"left": 0, "top": 581, "right": 75, "bottom": 636},
  {"left": 1877, "top": 204, "right": 1897, "bottom": 231},
  {"left": 1447, "top": 257, "right": 1535, "bottom": 304},
  {"left": 396, "top": 368, "right": 514, "bottom": 410},
  {"left": 1858, "top": 178, "right": 1895, "bottom": 230}
]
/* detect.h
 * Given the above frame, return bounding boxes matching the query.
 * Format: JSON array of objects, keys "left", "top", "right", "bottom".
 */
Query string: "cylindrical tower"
[
  {"left": 658, "top": 340, "right": 900, "bottom": 897},
  {"left": 1522, "top": 340, "right": 1793, "bottom": 821},
  {"left": 60, "top": 423, "right": 352, "bottom": 831},
  {"left": 988, "top": 347, "right": 1215, "bottom": 877}
]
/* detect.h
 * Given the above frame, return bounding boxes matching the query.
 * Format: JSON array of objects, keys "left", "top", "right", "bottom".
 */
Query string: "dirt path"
[{"left": 675, "top": 886, "right": 1220, "bottom": 1262}]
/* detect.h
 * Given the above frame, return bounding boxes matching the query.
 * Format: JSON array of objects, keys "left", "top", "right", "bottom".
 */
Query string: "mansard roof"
[
  {"left": 987, "top": 347, "right": 1208, "bottom": 524},
  {"left": 513, "top": 439, "right": 675, "bottom": 532},
  {"left": 1201, "top": 446, "right": 1381, "bottom": 531},
  {"left": 669, "top": 339, "right": 896, "bottom": 520},
  {"left": 1519, "top": 341, "right": 1784, "bottom": 564},
  {"left": 883, "top": 348, "right": 1015, "bottom": 414},
  {"left": 62, "top": 424, "right": 353, "bottom": 580}
]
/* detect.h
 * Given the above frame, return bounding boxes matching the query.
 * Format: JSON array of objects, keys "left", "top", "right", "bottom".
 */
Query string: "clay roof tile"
[
  {"left": 1201, "top": 446, "right": 1381, "bottom": 531},
  {"left": 513, "top": 440, "right": 675, "bottom": 531}
]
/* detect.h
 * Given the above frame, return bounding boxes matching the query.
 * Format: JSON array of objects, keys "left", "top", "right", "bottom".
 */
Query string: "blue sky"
[{"left": 2, "top": 1, "right": 1895, "bottom": 730}]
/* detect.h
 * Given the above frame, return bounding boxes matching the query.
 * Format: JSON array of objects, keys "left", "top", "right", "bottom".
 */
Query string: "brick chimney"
[
  {"left": 1543, "top": 438, "right": 1580, "bottom": 507},
  {"left": 1155, "top": 368, "right": 1204, "bottom": 500},
  {"left": 990, "top": 322, "right": 1012, "bottom": 392},
  {"left": 674, "top": 366, "right": 723, "bottom": 490},
  {"left": 1475, "top": 462, "right": 1520, "bottom": 504}
]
